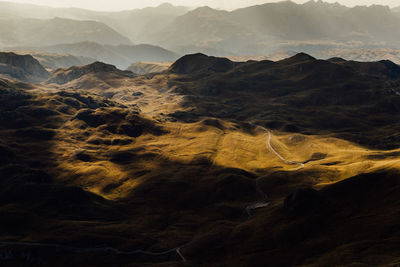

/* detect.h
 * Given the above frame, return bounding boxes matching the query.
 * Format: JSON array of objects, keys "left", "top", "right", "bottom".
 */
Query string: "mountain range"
[
  {"left": 8, "top": 42, "right": 179, "bottom": 69},
  {"left": 1, "top": 1, "right": 400, "bottom": 56},
  {"left": 0, "top": 17, "right": 132, "bottom": 47}
]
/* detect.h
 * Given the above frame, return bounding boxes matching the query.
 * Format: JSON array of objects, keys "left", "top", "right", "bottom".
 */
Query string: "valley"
[{"left": 1, "top": 51, "right": 400, "bottom": 265}]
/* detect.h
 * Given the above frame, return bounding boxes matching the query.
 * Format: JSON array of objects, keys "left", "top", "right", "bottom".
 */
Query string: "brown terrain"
[{"left": 1, "top": 52, "right": 400, "bottom": 266}]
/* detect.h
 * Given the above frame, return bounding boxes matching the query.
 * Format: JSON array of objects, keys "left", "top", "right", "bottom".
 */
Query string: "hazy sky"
[{"left": 5, "top": 0, "right": 400, "bottom": 11}]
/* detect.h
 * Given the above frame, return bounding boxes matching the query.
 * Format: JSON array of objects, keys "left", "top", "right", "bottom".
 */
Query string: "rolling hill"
[
  {"left": 1, "top": 52, "right": 400, "bottom": 265},
  {"left": 166, "top": 53, "right": 400, "bottom": 149}
]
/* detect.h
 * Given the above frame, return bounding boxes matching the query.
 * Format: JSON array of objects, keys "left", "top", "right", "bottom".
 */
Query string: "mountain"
[
  {"left": 9, "top": 42, "right": 180, "bottom": 69},
  {"left": 170, "top": 53, "right": 238, "bottom": 74},
  {"left": 107, "top": 3, "right": 190, "bottom": 43},
  {"left": 0, "top": 1, "right": 107, "bottom": 19},
  {"left": 47, "top": 61, "right": 136, "bottom": 90},
  {"left": 144, "top": 6, "right": 246, "bottom": 55},
  {"left": 0, "top": 52, "right": 49, "bottom": 81},
  {"left": 2, "top": 1, "right": 400, "bottom": 56},
  {"left": 149, "top": 1, "right": 400, "bottom": 55},
  {"left": 0, "top": 1, "right": 188, "bottom": 44},
  {"left": 126, "top": 61, "right": 171, "bottom": 75},
  {"left": 8, "top": 50, "right": 95, "bottom": 69},
  {"left": 0, "top": 17, "right": 132, "bottom": 47}
]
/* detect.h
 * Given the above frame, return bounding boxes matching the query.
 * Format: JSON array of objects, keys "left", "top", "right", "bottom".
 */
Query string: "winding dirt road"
[
  {"left": 252, "top": 124, "right": 305, "bottom": 170},
  {"left": 245, "top": 124, "right": 306, "bottom": 216}
]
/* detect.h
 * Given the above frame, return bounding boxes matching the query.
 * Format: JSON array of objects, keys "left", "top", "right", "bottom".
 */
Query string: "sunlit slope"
[
  {"left": 2, "top": 52, "right": 400, "bottom": 265},
  {"left": 38, "top": 53, "right": 400, "bottom": 201},
  {"left": 49, "top": 115, "right": 400, "bottom": 200}
]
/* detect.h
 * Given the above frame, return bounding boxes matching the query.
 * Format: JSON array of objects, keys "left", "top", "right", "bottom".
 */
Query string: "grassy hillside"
[{"left": 1, "top": 53, "right": 400, "bottom": 265}]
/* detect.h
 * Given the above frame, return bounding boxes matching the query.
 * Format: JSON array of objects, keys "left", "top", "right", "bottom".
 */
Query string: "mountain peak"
[
  {"left": 157, "top": 3, "right": 175, "bottom": 8},
  {"left": 279, "top": 53, "right": 316, "bottom": 64},
  {"left": 189, "top": 5, "right": 224, "bottom": 15},
  {"left": 170, "top": 53, "right": 236, "bottom": 74},
  {"left": 85, "top": 61, "right": 118, "bottom": 72},
  {"left": 47, "top": 61, "right": 134, "bottom": 85}
]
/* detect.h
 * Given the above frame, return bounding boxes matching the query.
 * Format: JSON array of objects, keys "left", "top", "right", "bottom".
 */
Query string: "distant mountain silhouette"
[
  {"left": 9, "top": 42, "right": 180, "bottom": 69},
  {"left": 0, "top": 17, "right": 132, "bottom": 47},
  {"left": 314, "top": 48, "right": 400, "bottom": 64},
  {"left": 0, "top": 1, "right": 188, "bottom": 45},
  {"left": 148, "top": 1, "right": 400, "bottom": 55},
  {"left": 2, "top": 1, "right": 400, "bottom": 56}
]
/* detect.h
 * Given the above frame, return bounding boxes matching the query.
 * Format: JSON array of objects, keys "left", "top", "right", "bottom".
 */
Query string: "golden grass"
[
  {"left": 50, "top": 115, "right": 400, "bottom": 200},
  {"left": 32, "top": 69, "right": 400, "bottom": 203}
]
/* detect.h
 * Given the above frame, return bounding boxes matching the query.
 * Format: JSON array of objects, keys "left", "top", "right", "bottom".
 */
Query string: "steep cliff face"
[{"left": 0, "top": 52, "right": 49, "bottom": 82}]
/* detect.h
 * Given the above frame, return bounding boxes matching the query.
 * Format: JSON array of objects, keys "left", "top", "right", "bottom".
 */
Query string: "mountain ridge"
[
  {"left": 7, "top": 41, "right": 180, "bottom": 69},
  {"left": 0, "top": 16, "right": 132, "bottom": 47},
  {"left": 2, "top": 1, "right": 400, "bottom": 56}
]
